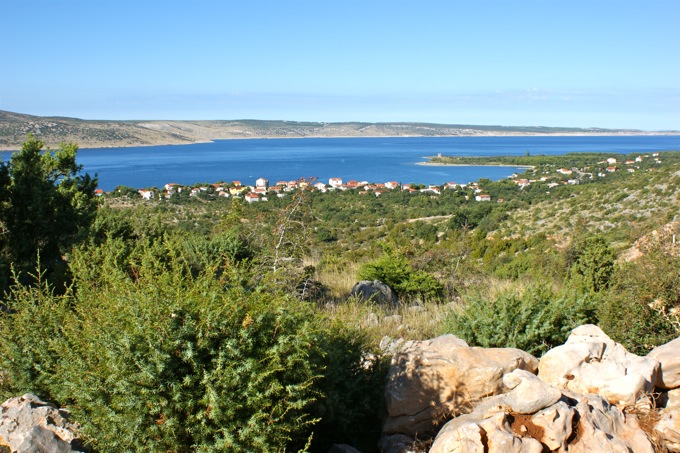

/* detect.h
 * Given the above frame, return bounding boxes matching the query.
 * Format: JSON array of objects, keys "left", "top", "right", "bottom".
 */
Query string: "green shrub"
[
  {"left": 0, "top": 238, "right": 387, "bottom": 452},
  {"left": 567, "top": 235, "right": 616, "bottom": 293},
  {"left": 0, "top": 261, "right": 320, "bottom": 452},
  {"left": 599, "top": 245, "right": 680, "bottom": 353},
  {"left": 308, "top": 320, "right": 388, "bottom": 452},
  {"left": 596, "top": 290, "right": 677, "bottom": 355},
  {"left": 358, "top": 244, "right": 443, "bottom": 300},
  {"left": 440, "top": 287, "right": 597, "bottom": 357},
  {"left": 0, "top": 271, "right": 73, "bottom": 400}
]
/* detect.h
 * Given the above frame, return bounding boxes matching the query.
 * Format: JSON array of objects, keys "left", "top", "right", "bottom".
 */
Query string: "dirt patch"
[{"left": 509, "top": 413, "right": 546, "bottom": 441}]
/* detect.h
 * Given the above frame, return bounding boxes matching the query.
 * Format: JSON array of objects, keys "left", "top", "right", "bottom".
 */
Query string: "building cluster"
[
  {"left": 95, "top": 153, "right": 663, "bottom": 204},
  {"left": 129, "top": 178, "right": 475, "bottom": 202},
  {"left": 490, "top": 153, "right": 662, "bottom": 202}
]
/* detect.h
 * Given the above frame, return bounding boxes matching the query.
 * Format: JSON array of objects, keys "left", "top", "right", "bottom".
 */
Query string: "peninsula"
[{"left": 0, "top": 110, "right": 675, "bottom": 151}]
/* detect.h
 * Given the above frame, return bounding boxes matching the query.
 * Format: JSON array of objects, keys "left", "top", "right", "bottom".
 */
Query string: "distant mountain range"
[{"left": 0, "top": 110, "right": 673, "bottom": 150}]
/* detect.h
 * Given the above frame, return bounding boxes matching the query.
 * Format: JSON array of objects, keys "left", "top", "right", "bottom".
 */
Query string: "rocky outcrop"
[
  {"left": 350, "top": 280, "right": 399, "bottom": 306},
  {"left": 652, "top": 347, "right": 680, "bottom": 453},
  {"left": 0, "top": 393, "right": 87, "bottom": 453},
  {"left": 656, "top": 388, "right": 680, "bottom": 452},
  {"left": 648, "top": 336, "right": 680, "bottom": 389},
  {"left": 537, "top": 324, "right": 659, "bottom": 408},
  {"left": 569, "top": 393, "right": 655, "bottom": 453},
  {"left": 382, "top": 334, "right": 538, "bottom": 437},
  {"left": 380, "top": 328, "right": 680, "bottom": 453}
]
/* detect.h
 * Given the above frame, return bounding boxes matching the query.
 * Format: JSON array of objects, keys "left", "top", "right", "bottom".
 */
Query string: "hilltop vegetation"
[
  {"left": 0, "top": 137, "right": 679, "bottom": 451},
  {"left": 0, "top": 109, "right": 665, "bottom": 150}
]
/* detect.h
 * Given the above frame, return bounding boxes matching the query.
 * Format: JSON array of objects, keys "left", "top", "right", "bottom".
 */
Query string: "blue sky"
[{"left": 1, "top": 0, "right": 678, "bottom": 130}]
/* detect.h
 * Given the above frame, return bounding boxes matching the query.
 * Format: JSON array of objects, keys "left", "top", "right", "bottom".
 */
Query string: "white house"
[
  {"left": 329, "top": 177, "right": 343, "bottom": 188},
  {"left": 244, "top": 193, "right": 260, "bottom": 203},
  {"left": 421, "top": 185, "right": 440, "bottom": 195},
  {"left": 475, "top": 194, "right": 491, "bottom": 202},
  {"left": 139, "top": 189, "right": 155, "bottom": 200},
  {"left": 256, "top": 178, "right": 269, "bottom": 188}
]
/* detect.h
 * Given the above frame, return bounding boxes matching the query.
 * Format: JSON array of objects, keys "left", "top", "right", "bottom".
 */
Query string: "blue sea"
[{"left": 18, "top": 135, "right": 680, "bottom": 191}]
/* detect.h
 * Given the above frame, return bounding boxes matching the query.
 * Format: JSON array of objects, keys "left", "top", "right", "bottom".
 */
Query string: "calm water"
[{"left": 17, "top": 135, "right": 680, "bottom": 191}]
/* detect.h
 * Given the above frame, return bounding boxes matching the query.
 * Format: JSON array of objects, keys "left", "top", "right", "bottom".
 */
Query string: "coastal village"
[{"left": 103, "top": 152, "right": 665, "bottom": 203}]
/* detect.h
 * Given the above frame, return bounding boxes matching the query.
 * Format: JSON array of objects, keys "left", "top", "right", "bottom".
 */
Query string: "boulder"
[
  {"left": 529, "top": 401, "right": 574, "bottom": 451},
  {"left": 430, "top": 392, "right": 655, "bottom": 453},
  {"left": 382, "top": 334, "right": 538, "bottom": 437},
  {"left": 430, "top": 408, "right": 545, "bottom": 453},
  {"left": 661, "top": 388, "right": 680, "bottom": 409},
  {"left": 656, "top": 388, "right": 680, "bottom": 452},
  {"left": 501, "top": 369, "right": 562, "bottom": 414},
  {"left": 538, "top": 324, "right": 660, "bottom": 407},
  {"left": 655, "top": 407, "right": 680, "bottom": 453},
  {"left": 0, "top": 394, "right": 87, "bottom": 453},
  {"left": 648, "top": 336, "right": 680, "bottom": 389},
  {"left": 568, "top": 393, "right": 654, "bottom": 453},
  {"left": 350, "top": 280, "right": 398, "bottom": 306}
]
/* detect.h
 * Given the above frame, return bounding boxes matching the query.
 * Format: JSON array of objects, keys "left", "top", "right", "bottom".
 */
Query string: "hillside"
[{"left": 0, "top": 110, "right": 669, "bottom": 150}]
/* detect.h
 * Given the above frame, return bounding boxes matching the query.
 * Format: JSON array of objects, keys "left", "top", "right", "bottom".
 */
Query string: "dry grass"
[
  {"left": 623, "top": 396, "right": 670, "bottom": 453},
  {"left": 315, "top": 261, "right": 362, "bottom": 298},
  {"left": 318, "top": 298, "right": 455, "bottom": 346}
]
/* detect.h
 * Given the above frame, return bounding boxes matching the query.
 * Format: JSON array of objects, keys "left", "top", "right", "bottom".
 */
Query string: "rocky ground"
[{"left": 379, "top": 325, "right": 679, "bottom": 453}]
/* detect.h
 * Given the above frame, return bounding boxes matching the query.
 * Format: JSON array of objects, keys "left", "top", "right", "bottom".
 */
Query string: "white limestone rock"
[
  {"left": 0, "top": 394, "right": 86, "bottom": 453},
  {"left": 648, "top": 336, "right": 680, "bottom": 389},
  {"left": 538, "top": 324, "right": 660, "bottom": 408},
  {"left": 383, "top": 334, "right": 538, "bottom": 437}
]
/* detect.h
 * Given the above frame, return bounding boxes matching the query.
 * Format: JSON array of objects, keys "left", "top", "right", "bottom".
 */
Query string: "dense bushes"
[
  {"left": 597, "top": 241, "right": 680, "bottom": 354},
  {"left": 0, "top": 241, "right": 385, "bottom": 452},
  {"left": 441, "top": 287, "right": 597, "bottom": 356}
]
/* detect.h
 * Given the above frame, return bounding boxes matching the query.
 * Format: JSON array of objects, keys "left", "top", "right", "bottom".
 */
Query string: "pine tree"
[{"left": 0, "top": 135, "right": 97, "bottom": 289}]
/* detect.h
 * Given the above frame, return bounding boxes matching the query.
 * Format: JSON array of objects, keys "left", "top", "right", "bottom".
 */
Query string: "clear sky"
[{"left": 1, "top": 0, "right": 679, "bottom": 130}]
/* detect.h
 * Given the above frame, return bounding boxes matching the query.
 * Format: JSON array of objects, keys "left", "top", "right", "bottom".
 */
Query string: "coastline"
[
  {"left": 1, "top": 131, "right": 679, "bottom": 152},
  {"left": 417, "top": 160, "right": 535, "bottom": 169}
]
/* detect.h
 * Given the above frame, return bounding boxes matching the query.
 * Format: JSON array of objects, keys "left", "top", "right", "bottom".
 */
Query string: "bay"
[{"left": 56, "top": 135, "right": 680, "bottom": 191}]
